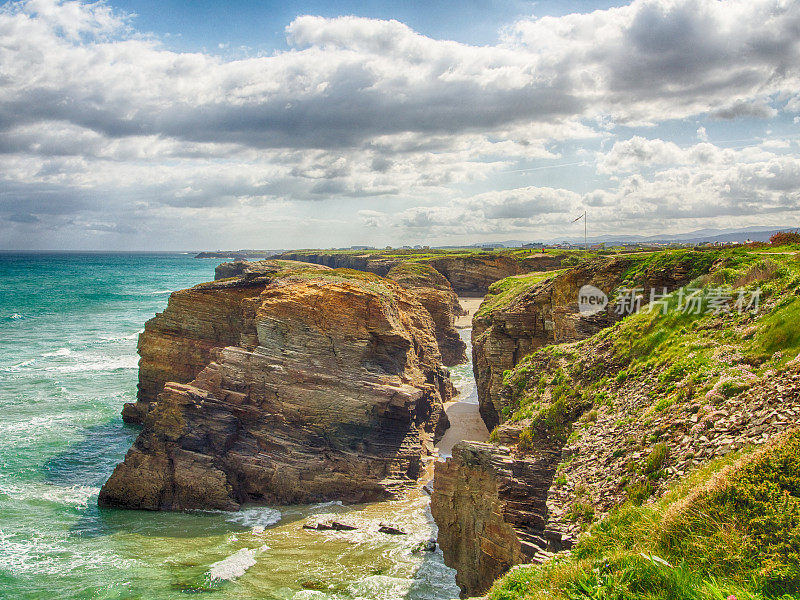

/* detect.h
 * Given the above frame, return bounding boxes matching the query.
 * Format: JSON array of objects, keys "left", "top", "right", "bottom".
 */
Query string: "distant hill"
[{"left": 470, "top": 226, "right": 796, "bottom": 248}]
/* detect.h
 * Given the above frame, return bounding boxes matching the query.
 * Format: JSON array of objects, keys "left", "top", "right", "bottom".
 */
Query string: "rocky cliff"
[
  {"left": 434, "top": 248, "right": 800, "bottom": 597},
  {"left": 278, "top": 251, "right": 399, "bottom": 277},
  {"left": 473, "top": 251, "right": 718, "bottom": 430},
  {"left": 124, "top": 260, "right": 326, "bottom": 424},
  {"left": 386, "top": 262, "right": 467, "bottom": 366},
  {"left": 101, "top": 267, "right": 452, "bottom": 510},
  {"left": 431, "top": 441, "right": 566, "bottom": 598},
  {"left": 428, "top": 253, "right": 559, "bottom": 295},
  {"left": 277, "top": 251, "right": 561, "bottom": 295}
]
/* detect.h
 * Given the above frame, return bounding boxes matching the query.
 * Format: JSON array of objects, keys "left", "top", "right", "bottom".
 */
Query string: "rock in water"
[
  {"left": 302, "top": 521, "right": 357, "bottom": 531},
  {"left": 99, "top": 268, "right": 452, "bottom": 510},
  {"left": 378, "top": 525, "right": 406, "bottom": 535}
]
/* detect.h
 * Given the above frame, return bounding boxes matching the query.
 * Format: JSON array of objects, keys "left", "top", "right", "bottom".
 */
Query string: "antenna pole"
[{"left": 584, "top": 210, "right": 587, "bottom": 249}]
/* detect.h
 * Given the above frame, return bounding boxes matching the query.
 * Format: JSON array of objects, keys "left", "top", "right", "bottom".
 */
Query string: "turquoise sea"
[{"left": 0, "top": 253, "right": 463, "bottom": 600}]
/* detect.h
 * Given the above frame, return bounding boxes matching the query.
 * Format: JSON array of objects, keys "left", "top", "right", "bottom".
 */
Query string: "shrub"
[
  {"left": 567, "top": 501, "right": 595, "bottom": 524},
  {"left": 644, "top": 443, "right": 669, "bottom": 475},
  {"left": 626, "top": 480, "right": 654, "bottom": 505},
  {"left": 517, "top": 427, "right": 534, "bottom": 452},
  {"left": 770, "top": 230, "right": 800, "bottom": 246}
]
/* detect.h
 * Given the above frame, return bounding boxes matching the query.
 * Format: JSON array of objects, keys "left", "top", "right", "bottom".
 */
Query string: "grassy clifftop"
[
  {"left": 488, "top": 428, "right": 800, "bottom": 600},
  {"left": 483, "top": 247, "right": 800, "bottom": 599}
]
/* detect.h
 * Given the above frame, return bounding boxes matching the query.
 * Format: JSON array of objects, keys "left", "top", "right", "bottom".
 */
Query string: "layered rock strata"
[
  {"left": 386, "top": 262, "right": 467, "bottom": 366},
  {"left": 124, "top": 260, "right": 325, "bottom": 424},
  {"left": 431, "top": 441, "right": 567, "bottom": 598},
  {"left": 473, "top": 254, "right": 709, "bottom": 430},
  {"left": 101, "top": 268, "right": 452, "bottom": 510}
]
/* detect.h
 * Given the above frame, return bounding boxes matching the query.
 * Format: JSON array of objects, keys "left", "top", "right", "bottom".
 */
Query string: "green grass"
[
  {"left": 476, "top": 271, "right": 564, "bottom": 318},
  {"left": 486, "top": 430, "right": 800, "bottom": 600}
]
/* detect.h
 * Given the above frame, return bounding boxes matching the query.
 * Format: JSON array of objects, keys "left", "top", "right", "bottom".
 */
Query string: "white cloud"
[{"left": 1, "top": 0, "right": 798, "bottom": 248}]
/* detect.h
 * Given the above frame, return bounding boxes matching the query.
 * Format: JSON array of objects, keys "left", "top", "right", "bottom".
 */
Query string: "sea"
[{"left": 0, "top": 252, "right": 472, "bottom": 600}]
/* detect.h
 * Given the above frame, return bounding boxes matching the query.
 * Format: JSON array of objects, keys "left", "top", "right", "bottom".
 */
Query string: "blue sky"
[
  {"left": 0, "top": 0, "right": 798, "bottom": 250},
  {"left": 110, "top": 1, "right": 629, "bottom": 53}
]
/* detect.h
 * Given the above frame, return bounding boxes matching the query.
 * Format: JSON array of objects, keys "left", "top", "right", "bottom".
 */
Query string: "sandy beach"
[
  {"left": 435, "top": 297, "right": 490, "bottom": 459},
  {"left": 455, "top": 297, "right": 483, "bottom": 329}
]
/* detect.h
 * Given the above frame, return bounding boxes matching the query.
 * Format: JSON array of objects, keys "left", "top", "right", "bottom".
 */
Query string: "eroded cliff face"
[
  {"left": 431, "top": 442, "right": 566, "bottom": 598},
  {"left": 428, "top": 254, "right": 559, "bottom": 295},
  {"left": 387, "top": 262, "right": 467, "bottom": 366},
  {"left": 101, "top": 269, "right": 452, "bottom": 510},
  {"left": 278, "top": 252, "right": 399, "bottom": 277},
  {"left": 124, "top": 260, "right": 326, "bottom": 424},
  {"left": 435, "top": 251, "right": 728, "bottom": 596},
  {"left": 473, "top": 253, "right": 712, "bottom": 430}
]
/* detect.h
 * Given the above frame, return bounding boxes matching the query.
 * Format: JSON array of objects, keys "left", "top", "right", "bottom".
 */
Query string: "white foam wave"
[
  {"left": 226, "top": 507, "right": 282, "bottom": 532},
  {"left": 311, "top": 500, "right": 343, "bottom": 511},
  {"left": 0, "top": 530, "right": 137, "bottom": 576},
  {"left": 150, "top": 289, "right": 174, "bottom": 295},
  {"left": 98, "top": 330, "right": 142, "bottom": 343},
  {"left": 42, "top": 347, "right": 72, "bottom": 357},
  {"left": 292, "top": 591, "right": 330, "bottom": 600},
  {"left": 2, "top": 359, "right": 35, "bottom": 372},
  {"left": 0, "top": 482, "right": 99, "bottom": 508},
  {"left": 44, "top": 355, "right": 138, "bottom": 373},
  {"left": 206, "top": 546, "right": 267, "bottom": 581},
  {"left": 346, "top": 574, "right": 412, "bottom": 600}
]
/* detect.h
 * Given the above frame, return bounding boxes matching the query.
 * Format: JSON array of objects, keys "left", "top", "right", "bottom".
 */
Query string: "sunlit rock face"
[
  {"left": 387, "top": 262, "right": 467, "bottom": 366},
  {"left": 101, "top": 268, "right": 451, "bottom": 510}
]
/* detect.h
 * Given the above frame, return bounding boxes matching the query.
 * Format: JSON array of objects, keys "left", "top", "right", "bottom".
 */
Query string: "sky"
[{"left": 0, "top": 0, "right": 799, "bottom": 250}]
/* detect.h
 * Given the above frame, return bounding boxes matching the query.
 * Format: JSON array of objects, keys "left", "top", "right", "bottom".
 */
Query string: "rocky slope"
[
  {"left": 434, "top": 248, "right": 800, "bottom": 597},
  {"left": 386, "top": 262, "right": 467, "bottom": 366},
  {"left": 101, "top": 267, "right": 452, "bottom": 510}
]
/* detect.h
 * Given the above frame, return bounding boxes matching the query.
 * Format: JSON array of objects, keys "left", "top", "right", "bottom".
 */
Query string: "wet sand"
[
  {"left": 455, "top": 297, "right": 483, "bottom": 329},
  {"left": 435, "top": 298, "right": 490, "bottom": 459},
  {"left": 436, "top": 399, "right": 489, "bottom": 458}
]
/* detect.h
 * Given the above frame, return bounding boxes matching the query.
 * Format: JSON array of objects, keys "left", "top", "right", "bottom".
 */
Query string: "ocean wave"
[
  {"left": 0, "top": 482, "right": 99, "bottom": 509},
  {"left": 346, "top": 574, "right": 412, "bottom": 600},
  {"left": 311, "top": 500, "right": 343, "bottom": 511},
  {"left": 205, "top": 545, "right": 267, "bottom": 581},
  {"left": 292, "top": 591, "right": 330, "bottom": 600},
  {"left": 150, "top": 289, "right": 174, "bottom": 295},
  {"left": 98, "top": 330, "right": 142, "bottom": 343},
  {"left": 225, "top": 507, "right": 282, "bottom": 532},
  {"left": 1, "top": 359, "right": 35, "bottom": 372},
  {"left": 44, "top": 355, "right": 138, "bottom": 373},
  {"left": 0, "top": 530, "right": 137, "bottom": 576},
  {"left": 42, "top": 347, "right": 72, "bottom": 357}
]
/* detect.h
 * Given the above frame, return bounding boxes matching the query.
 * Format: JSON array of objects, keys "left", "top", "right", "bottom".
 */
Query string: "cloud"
[{"left": 1, "top": 0, "right": 798, "bottom": 248}]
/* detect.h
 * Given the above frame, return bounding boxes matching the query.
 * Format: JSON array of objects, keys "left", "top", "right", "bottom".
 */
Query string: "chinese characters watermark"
[{"left": 610, "top": 286, "right": 761, "bottom": 316}]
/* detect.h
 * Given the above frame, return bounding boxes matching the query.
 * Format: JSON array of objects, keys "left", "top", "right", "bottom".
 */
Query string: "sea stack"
[{"left": 100, "top": 265, "right": 451, "bottom": 510}]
